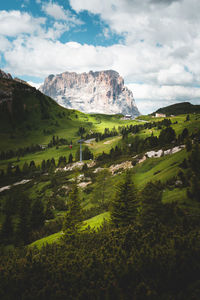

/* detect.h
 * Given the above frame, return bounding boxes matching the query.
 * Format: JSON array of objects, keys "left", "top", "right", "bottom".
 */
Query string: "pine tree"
[
  {"left": 29, "top": 160, "right": 36, "bottom": 172},
  {"left": 30, "top": 199, "right": 45, "bottom": 230},
  {"left": 111, "top": 171, "right": 138, "bottom": 227},
  {"left": 15, "top": 195, "right": 31, "bottom": 244},
  {"left": 41, "top": 159, "right": 46, "bottom": 172},
  {"left": 45, "top": 200, "right": 54, "bottom": 220},
  {"left": 185, "top": 137, "right": 192, "bottom": 152},
  {"left": 68, "top": 153, "right": 73, "bottom": 163},
  {"left": 93, "top": 169, "right": 111, "bottom": 206},
  {"left": 46, "top": 159, "right": 51, "bottom": 170},
  {"left": 82, "top": 146, "right": 93, "bottom": 160},
  {"left": 63, "top": 184, "right": 83, "bottom": 237},
  {"left": 186, "top": 114, "right": 190, "bottom": 121},
  {"left": 159, "top": 126, "right": 176, "bottom": 146},
  {"left": 181, "top": 128, "right": 189, "bottom": 141},
  {"left": 51, "top": 158, "right": 56, "bottom": 167},
  {"left": 188, "top": 142, "right": 200, "bottom": 175},
  {"left": 6, "top": 162, "right": 12, "bottom": 176},
  {"left": 1, "top": 214, "right": 13, "bottom": 244},
  {"left": 140, "top": 182, "right": 163, "bottom": 228},
  {"left": 15, "top": 165, "right": 21, "bottom": 176},
  {"left": 22, "top": 162, "right": 29, "bottom": 174},
  {"left": 187, "top": 173, "right": 200, "bottom": 201}
]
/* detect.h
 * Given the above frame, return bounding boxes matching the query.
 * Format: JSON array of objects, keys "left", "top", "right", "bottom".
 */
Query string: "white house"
[{"left": 155, "top": 113, "right": 166, "bottom": 118}]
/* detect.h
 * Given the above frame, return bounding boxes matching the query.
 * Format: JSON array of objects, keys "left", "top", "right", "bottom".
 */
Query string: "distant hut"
[
  {"left": 155, "top": 113, "right": 166, "bottom": 118},
  {"left": 124, "top": 114, "right": 132, "bottom": 120}
]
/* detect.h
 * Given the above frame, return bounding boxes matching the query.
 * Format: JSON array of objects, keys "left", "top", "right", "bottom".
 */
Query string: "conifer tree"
[
  {"left": 63, "top": 184, "right": 83, "bottom": 236},
  {"left": 140, "top": 181, "right": 163, "bottom": 228},
  {"left": 45, "top": 200, "right": 54, "bottom": 220},
  {"left": 188, "top": 142, "right": 200, "bottom": 175},
  {"left": 41, "top": 159, "right": 46, "bottom": 172},
  {"left": 93, "top": 169, "right": 111, "bottom": 206},
  {"left": 68, "top": 153, "right": 73, "bottom": 163},
  {"left": 30, "top": 199, "right": 45, "bottom": 230},
  {"left": 29, "top": 160, "right": 36, "bottom": 172},
  {"left": 1, "top": 214, "right": 13, "bottom": 244},
  {"left": 6, "top": 162, "right": 12, "bottom": 176},
  {"left": 185, "top": 137, "right": 192, "bottom": 152},
  {"left": 22, "top": 162, "right": 29, "bottom": 174},
  {"left": 187, "top": 173, "right": 200, "bottom": 201},
  {"left": 111, "top": 171, "right": 138, "bottom": 227},
  {"left": 15, "top": 195, "right": 31, "bottom": 244},
  {"left": 51, "top": 158, "right": 56, "bottom": 167},
  {"left": 15, "top": 165, "right": 21, "bottom": 176}
]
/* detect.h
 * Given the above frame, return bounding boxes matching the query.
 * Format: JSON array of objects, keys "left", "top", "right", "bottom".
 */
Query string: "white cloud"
[
  {"left": 0, "top": 36, "right": 11, "bottom": 52},
  {"left": 27, "top": 81, "right": 43, "bottom": 89},
  {"left": 0, "top": 9, "right": 81, "bottom": 42},
  {"left": 127, "top": 83, "right": 200, "bottom": 113},
  {"left": 67, "top": 0, "right": 200, "bottom": 113},
  {"left": 42, "top": 2, "right": 68, "bottom": 20},
  {"left": 1, "top": 1, "right": 200, "bottom": 114},
  {"left": 69, "top": 0, "right": 200, "bottom": 46},
  {"left": 4, "top": 35, "right": 200, "bottom": 114},
  {"left": 0, "top": 10, "right": 45, "bottom": 37},
  {"left": 4, "top": 39, "right": 113, "bottom": 77},
  {"left": 157, "top": 64, "right": 194, "bottom": 85},
  {"left": 42, "top": 2, "right": 83, "bottom": 26}
]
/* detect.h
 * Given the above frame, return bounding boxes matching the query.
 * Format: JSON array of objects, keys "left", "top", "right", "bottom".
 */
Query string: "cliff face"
[
  {"left": 40, "top": 70, "right": 140, "bottom": 116},
  {"left": 0, "top": 69, "right": 33, "bottom": 104},
  {"left": 0, "top": 69, "right": 12, "bottom": 80}
]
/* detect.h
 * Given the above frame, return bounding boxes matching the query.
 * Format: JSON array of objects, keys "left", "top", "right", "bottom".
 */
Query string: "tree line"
[{"left": 1, "top": 170, "right": 200, "bottom": 299}]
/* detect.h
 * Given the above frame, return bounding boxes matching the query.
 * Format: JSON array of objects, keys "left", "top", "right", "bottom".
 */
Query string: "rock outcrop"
[
  {"left": 0, "top": 70, "right": 33, "bottom": 104},
  {"left": 40, "top": 70, "right": 140, "bottom": 117},
  {"left": 0, "top": 69, "right": 12, "bottom": 80},
  {"left": 14, "top": 77, "right": 31, "bottom": 86}
]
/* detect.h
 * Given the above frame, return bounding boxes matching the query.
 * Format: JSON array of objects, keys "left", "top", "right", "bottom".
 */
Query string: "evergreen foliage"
[
  {"left": 1, "top": 214, "right": 13, "bottom": 244},
  {"left": 63, "top": 184, "right": 83, "bottom": 237},
  {"left": 1, "top": 222, "right": 200, "bottom": 300},
  {"left": 140, "top": 182, "right": 163, "bottom": 228},
  {"left": 15, "top": 195, "right": 31, "bottom": 244},
  {"left": 92, "top": 169, "right": 111, "bottom": 206},
  {"left": 159, "top": 126, "right": 176, "bottom": 145},
  {"left": 30, "top": 199, "right": 45, "bottom": 230},
  {"left": 111, "top": 171, "right": 138, "bottom": 227},
  {"left": 154, "top": 101, "right": 200, "bottom": 115},
  {"left": 68, "top": 153, "right": 73, "bottom": 163}
]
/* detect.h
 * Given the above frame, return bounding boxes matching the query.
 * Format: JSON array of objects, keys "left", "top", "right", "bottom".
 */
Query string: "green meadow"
[
  {"left": 30, "top": 211, "right": 110, "bottom": 249},
  {"left": 1, "top": 82, "right": 200, "bottom": 251}
]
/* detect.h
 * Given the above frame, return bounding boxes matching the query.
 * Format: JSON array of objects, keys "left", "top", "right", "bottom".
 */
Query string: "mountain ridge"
[
  {"left": 39, "top": 70, "right": 140, "bottom": 117},
  {"left": 154, "top": 101, "right": 200, "bottom": 115}
]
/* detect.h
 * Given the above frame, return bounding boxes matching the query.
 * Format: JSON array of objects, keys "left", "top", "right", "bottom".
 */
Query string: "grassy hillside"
[
  {"left": 0, "top": 78, "right": 139, "bottom": 151},
  {"left": 1, "top": 77, "right": 200, "bottom": 251},
  {"left": 154, "top": 101, "right": 200, "bottom": 116},
  {"left": 1, "top": 85, "right": 200, "bottom": 300}
]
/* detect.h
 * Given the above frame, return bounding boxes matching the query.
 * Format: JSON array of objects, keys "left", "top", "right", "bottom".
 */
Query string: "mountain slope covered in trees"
[
  {"left": 154, "top": 101, "right": 200, "bottom": 116},
  {"left": 1, "top": 76, "right": 200, "bottom": 299}
]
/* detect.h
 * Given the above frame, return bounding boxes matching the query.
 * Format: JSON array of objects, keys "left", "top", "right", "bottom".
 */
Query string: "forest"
[{"left": 0, "top": 79, "right": 200, "bottom": 299}]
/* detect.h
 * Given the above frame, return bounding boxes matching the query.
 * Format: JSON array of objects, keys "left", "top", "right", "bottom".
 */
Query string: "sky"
[{"left": 1, "top": 0, "right": 200, "bottom": 114}]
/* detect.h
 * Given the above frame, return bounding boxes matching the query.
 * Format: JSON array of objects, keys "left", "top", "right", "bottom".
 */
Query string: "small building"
[
  {"left": 122, "top": 114, "right": 132, "bottom": 120},
  {"left": 155, "top": 113, "right": 166, "bottom": 118}
]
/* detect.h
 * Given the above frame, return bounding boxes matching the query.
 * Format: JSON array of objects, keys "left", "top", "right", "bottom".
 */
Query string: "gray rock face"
[
  {"left": 0, "top": 69, "right": 12, "bottom": 80},
  {"left": 40, "top": 70, "right": 140, "bottom": 116}
]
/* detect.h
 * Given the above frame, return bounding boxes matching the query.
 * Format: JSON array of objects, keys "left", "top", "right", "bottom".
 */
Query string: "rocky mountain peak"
[
  {"left": 40, "top": 70, "right": 140, "bottom": 117},
  {"left": 0, "top": 69, "right": 12, "bottom": 80}
]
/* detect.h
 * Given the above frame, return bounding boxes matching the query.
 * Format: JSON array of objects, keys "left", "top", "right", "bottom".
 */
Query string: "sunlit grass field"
[{"left": 30, "top": 211, "right": 110, "bottom": 249}]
